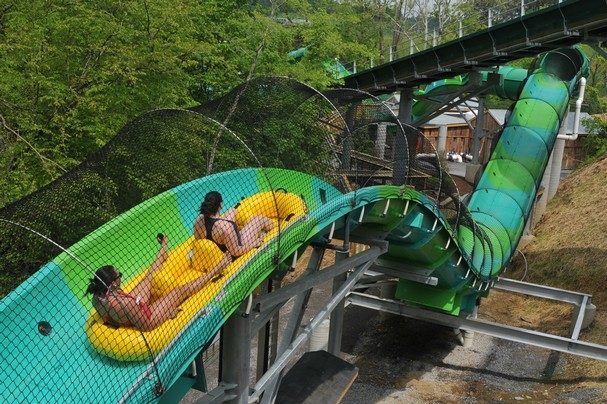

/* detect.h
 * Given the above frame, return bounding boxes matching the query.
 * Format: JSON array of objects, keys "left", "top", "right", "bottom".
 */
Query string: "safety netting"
[{"left": 0, "top": 76, "right": 496, "bottom": 401}]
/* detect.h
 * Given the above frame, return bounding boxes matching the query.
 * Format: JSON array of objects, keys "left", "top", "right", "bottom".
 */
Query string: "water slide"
[
  {"left": 288, "top": 47, "right": 351, "bottom": 79},
  {"left": 410, "top": 65, "right": 529, "bottom": 124},
  {"left": 0, "top": 47, "right": 587, "bottom": 401}
]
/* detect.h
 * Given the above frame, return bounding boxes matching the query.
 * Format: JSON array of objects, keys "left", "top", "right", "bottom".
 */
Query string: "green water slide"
[
  {"left": 391, "top": 47, "right": 588, "bottom": 312},
  {"left": 0, "top": 168, "right": 420, "bottom": 401},
  {"left": 465, "top": 47, "right": 588, "bottom": 278},
  {"left": 410, "top": 65, "right": 529, "bottom": 124},
  {"left": 0, "top": 47, "right": 588, "bottom": 401},
  {"left": 288, "top": 47, "right": 351, "bottom": 79}
]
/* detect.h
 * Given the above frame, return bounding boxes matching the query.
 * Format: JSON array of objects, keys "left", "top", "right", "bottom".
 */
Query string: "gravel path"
[{"left": 342, "top": 306, "right": 606, "bottom": 403}]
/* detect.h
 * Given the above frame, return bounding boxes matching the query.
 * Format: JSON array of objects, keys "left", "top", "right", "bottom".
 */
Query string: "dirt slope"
[{"left": 485, "top": 154, "right": 607, "bottom": 391}]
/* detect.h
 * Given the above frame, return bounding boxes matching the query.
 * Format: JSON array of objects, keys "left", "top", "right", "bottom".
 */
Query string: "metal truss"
[{"left": 194, "top": 244, "right": 606, "bottom": 404}]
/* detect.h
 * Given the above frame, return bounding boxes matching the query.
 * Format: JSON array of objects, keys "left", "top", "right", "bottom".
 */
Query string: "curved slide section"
[
  {"left": 411, "top": 65, "right": 528, "bottom": 124},
  {"left": 462, "top": 47, "right": 588, "bottom": 280},
  {"left": 0, "top": 168, "right": 417, "bottom": 401},
  {"left": 370, "top": 47, "right": 588, "bottom": 315}
]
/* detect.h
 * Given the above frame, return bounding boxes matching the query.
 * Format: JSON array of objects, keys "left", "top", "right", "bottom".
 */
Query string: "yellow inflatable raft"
[{"left": 85, "top": 191, "right": 306, "bottom": 361}]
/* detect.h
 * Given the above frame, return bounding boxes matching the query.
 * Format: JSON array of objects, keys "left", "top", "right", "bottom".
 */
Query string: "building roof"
[{"left": 422, "top": 113, "right": 469, "bottom": 127}]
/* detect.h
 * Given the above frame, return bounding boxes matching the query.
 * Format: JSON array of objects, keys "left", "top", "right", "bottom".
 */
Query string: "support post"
[
  {"left": 268, "top": 278, "right": 281, "bottom": 366},
  {"left": 256, "top": 279, "right": 271, "bottom": 381},
  {"left": 535, "top": 151, "right": 553, "bottom": 226},
  {"left": 328, "top": 250, "right": 349, "bottom": 356},
  {"left": 375, "top": 123, "right": 387, "bottom": 159},
  {"left": 192, "top": 352, "right": 208, "bottom": 392},
  {"left": 260, "top": 247, "right": 325, "bottom": 404},
  {"left": 437, "top": 125, "right": 448, "bottom": 157},
  {"left": 472, "top": 96, "right": 485, "bottom": 164},
  {"left": 549, "top": 108, "right": 569, "bottom": 200},
  {"left": 341, "top": 105, "right": 356, "bottom": 171},
  {"left": 394, "top": 87, "right": 414, "bottom": 185},
  {"left": 221, "top": 300, "right": 252, "bottom": 404}
]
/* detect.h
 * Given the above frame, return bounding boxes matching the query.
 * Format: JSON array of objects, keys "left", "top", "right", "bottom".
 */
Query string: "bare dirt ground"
[{"left": 342, "top": 288, "right": 607, "bottom": 403}]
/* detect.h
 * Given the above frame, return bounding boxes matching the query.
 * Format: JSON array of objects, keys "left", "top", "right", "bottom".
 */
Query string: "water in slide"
[{"left": 0, "top": 47, "right": 587, "bottom": 401}]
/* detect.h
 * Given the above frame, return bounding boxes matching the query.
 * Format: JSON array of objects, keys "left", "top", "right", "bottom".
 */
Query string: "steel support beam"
[
  {"left": 220, "top": 301, "right": 252, "bottom": 404},
  {"left": 472, "top": 95, "right": 485, "bottom": 164},
  {"left": 253, "top": 245, "right": 385, "bottom": 313},
  {"left": 494, "top": 277, "right": 590, "bottom": 305},
  {"left": 341, "top": 105, "right": 356, "bottom": 171},
  {"left": 328, "top": 250, "right": 349, "bottom": 355},
  {"left": 256, "top": 279, "right": 271, "bottom": 381},
  {"left": 195, "top": 383, "right": 238, "bottom": 404},
  {"left": 192, "top": 352, "right": 208, "bottom": 392},
  {"left": 251, "top": 262, "right": 372, "bottom": 402},
  {"left": 259, "top": 247, "right": 325, "bottom": 404},
  {"left": 345, "top": 0, "right": 607, "bottom": 92},
  {"left": 348, "top": 292, "right": 607, "bottom": 362},
  {"left": 368, "top": 265, "right": 438, "bottom": 286},
  {"left": 394, "top": 88, "right": 413, "bottom": 185}
]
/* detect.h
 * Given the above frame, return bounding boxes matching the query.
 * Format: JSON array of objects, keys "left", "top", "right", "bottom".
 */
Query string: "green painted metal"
[
  {"left": 392, "top": 47, "right": 588, "bottom": 313},
  {"left": 411, "top": 76, "right": 468, "bottom": 122},
  {"left": 465, "top": 47, "right": 588, "bottom": 280},
  {"left": 395, "top": 280, "right": 461, "bottom": 315}
]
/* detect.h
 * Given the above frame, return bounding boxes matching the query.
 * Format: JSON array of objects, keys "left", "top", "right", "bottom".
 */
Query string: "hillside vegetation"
[
  {"left": 490, "top": 154, "right": 607, "bottom": 386},
  {"left": 516, "top": 155, "right": 607, "bottom": 300}
]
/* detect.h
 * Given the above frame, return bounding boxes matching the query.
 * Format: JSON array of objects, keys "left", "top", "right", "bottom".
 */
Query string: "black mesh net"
[{"left": 0, "top": 76, "right": 494, "bottom": 401}]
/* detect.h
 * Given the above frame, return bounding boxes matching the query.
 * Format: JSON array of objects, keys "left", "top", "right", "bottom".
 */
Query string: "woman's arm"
[
  {"left": 193, "top": 215, "right": 206, "bottom": 240},
  {"left": 223, "top": 208, "right": 237, "bottom": 222},
  {"left": 150, "top": 235, "right": 169, "bottom": 273}
]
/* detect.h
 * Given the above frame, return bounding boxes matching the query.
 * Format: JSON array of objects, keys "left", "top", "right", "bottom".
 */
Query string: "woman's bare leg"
[
  {"left": 240, "top": 215, "right": 275, "bottom": 248},
  {"left": 141, "top": 255, "right": 229, "bottom": 330},
  {"left": 131, "top": 236, "right": 169, "bottom": 302}
]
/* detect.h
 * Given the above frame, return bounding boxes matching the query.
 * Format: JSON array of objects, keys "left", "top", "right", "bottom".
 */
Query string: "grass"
[{"left": 482, "top": 153, "right": 607, "bottom": 395}]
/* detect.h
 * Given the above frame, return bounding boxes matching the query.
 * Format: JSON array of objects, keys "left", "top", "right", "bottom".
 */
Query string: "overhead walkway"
[{"left": 345, "top": 0, "right": 607, "bottom": 93}]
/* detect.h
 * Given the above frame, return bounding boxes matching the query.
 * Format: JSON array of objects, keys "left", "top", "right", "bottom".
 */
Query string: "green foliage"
[
  {"left": 581, "top": 116, "right": 607, "bottom": 164},
  {"left": 2, "top": 0, "right": 607, "bottom": 298},
  {"left": 0, "top": 1, "right": 382, "bottom": 210}
]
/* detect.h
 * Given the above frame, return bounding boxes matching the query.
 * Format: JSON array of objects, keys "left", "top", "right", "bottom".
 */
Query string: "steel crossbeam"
[
  {"left": 250, "top": 261, "right": 373, "bottom": 402},
  {"left": 346, "top": 0, "right": 607, "bottom": 92},
  {"left": 348, "top": 292, "right": 607, "bottom": 362}
]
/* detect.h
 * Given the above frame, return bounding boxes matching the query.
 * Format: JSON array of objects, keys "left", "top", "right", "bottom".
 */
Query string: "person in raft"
[
  {"left": 86, "top": 234, "right": 230, "bottom": 331},
  {"left": 193, "top": 191, "right": 275, "bottom": 259}
]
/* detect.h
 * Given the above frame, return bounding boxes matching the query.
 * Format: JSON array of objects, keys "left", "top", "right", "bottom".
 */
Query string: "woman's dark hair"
[
  {"left": 200, "top": 191, "right": 222, "bottom": 216},
  {"left": 86, "top": 265, "right": 117, "bottom": 296}
]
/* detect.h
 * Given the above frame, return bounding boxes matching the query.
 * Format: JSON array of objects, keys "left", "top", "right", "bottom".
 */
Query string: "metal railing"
[{"left": 341, "top": 0, "right": 563, "bottom": 74}]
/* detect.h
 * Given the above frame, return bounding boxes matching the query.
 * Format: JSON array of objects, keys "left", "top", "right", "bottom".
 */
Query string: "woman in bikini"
[
  {"left": 86, "top": 234, "right": 230, "bottom": 331},
  {"left": 193, "top": 191, "right": 275, "bottom": 258}
]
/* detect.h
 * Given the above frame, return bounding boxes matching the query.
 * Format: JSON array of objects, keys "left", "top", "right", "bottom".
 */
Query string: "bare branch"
[
  {"left": 0, "top": 114, "right": 67, "bottom": 173},
  {"left": 206, "top": 3, "right": 277, "bottom": 173}
]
